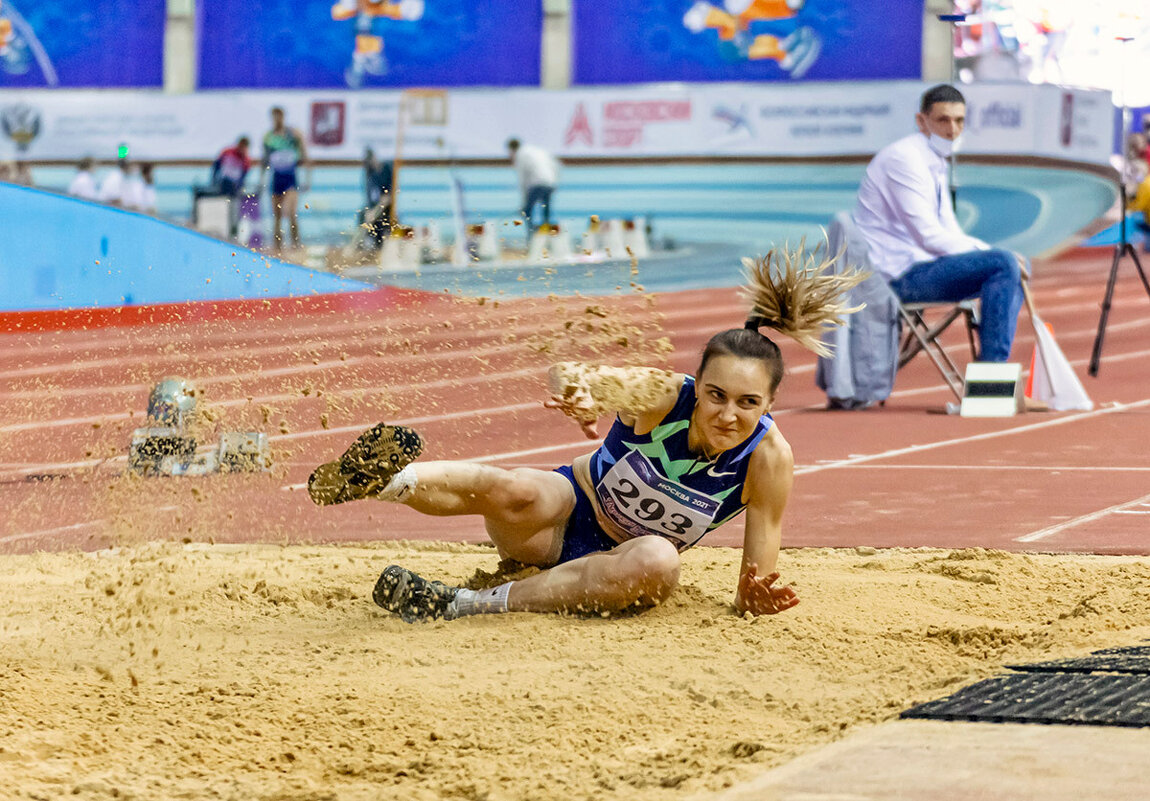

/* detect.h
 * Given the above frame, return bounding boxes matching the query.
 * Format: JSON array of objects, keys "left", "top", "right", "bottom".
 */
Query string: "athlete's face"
[
  {"left": 916, "top": 101, "right": 966, "bottom": 141},
  {"left": 692, "top": 355, "right": 775, "bottom": 456}
]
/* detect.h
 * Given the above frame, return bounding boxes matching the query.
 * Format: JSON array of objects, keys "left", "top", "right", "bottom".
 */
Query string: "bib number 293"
[
  {"left": 608, "top": 478, "right": 693, "bottom": 536},
  {"left": 597, "top": 451, "right": 720, "bottom": 546}
]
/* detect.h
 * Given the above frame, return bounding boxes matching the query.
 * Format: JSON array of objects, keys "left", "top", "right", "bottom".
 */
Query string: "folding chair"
[{"left": 896, "top": 299, "right": 980, "bottom": 400}]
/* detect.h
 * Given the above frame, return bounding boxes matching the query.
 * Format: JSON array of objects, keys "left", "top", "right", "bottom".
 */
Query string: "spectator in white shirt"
[
  {"left": 98, "top": 157, "right": 131, "bottom": 206},
  {"left": 122, "top": 162, "right": 157, "bottom": 213},
  {"left": 854, "top": 84, "right": 1026, "bottom": 362},
  {"left": 507, "top": 137, "right": 560, "bottom": 239},
  {"left": 138, "top": 163, "right": 157, "bottom": 214},
  {"left": 67, "top": 157, "right": 98, "bottom": 200}
]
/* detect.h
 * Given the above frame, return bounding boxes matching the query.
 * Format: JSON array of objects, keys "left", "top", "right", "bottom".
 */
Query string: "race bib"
[{"left": 596, "top": 450, "right": 720, "bottom": 548}]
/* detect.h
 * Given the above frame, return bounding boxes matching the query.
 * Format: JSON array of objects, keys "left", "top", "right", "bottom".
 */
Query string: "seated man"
[{"left": 854, "top": 83, "right": 1026, "bottom": 363}]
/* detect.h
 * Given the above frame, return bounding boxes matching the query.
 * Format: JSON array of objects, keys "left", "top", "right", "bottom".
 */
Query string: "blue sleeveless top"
[{"left": 588, "top": 375, "right": 772, "bottom": 550}]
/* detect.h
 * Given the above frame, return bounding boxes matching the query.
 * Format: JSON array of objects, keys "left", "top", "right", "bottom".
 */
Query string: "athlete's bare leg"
[
  {"left": 271, "top": 192, "right": 286, "bottom": 252},
  {"left": 506, "top": 535, "right": 680, "bottom": 614},
  {"left": 280, "top": 189, "right": 300, "bottom": 248},
  {"left": 400, "top": 461, "right": 575, "bottom": 566}
]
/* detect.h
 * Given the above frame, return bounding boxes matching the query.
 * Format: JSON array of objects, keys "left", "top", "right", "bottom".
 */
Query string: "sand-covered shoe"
[
  {"left": 372, "top": 565, "right": 459, "bottom": 623},
  {"left": 307, "top": 424, "right": 424, "bottom": 506}
]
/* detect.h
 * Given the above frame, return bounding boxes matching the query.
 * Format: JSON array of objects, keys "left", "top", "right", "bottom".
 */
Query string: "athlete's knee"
[
  {"left": 617, "top": 536, "right": 680, "bottom": 600},
  {"left": 487, "top": 467, "right": 549, "bottom": 516}
]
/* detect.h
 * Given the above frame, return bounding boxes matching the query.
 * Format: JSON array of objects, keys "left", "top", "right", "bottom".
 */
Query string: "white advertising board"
[{"left": 0, "top": 82, "right": 1114, "bottom": 166}]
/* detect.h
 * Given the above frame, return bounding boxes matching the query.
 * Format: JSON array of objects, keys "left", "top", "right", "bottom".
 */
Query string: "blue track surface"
[{"left": 13, "top": 160, "right": 1119, "bottom": 306}]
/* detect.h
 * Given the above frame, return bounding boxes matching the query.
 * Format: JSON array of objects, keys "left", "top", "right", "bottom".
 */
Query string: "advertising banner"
[
  {"left": 573, "top": 0, "right": 924, "bottom": 85},
  {"left": 0, "top": 83, "right": 1114, "bottom": 168},
  {"left": 196, "top": 0, "right": 541, "bottom": 89},
  {"left": 0, "top": 0, "right": 165, "bottom": 88}
]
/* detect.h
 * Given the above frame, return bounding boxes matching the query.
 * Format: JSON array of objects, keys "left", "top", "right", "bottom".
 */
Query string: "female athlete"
[{"left": 308, "top": 247, "right": 863, "bottom": 622}]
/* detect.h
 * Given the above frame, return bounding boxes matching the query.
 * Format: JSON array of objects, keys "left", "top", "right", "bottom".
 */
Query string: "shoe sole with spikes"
[
  {"left": 372, "top": 565, "right": 458, "bottom": 623},
  {"left": 307, "top": 424, "right": 424, "bottom": 506}
]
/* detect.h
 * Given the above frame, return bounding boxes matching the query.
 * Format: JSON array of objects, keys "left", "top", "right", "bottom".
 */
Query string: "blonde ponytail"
[{"left": 740, "top": 238, "right": 868, "bottom": 358}]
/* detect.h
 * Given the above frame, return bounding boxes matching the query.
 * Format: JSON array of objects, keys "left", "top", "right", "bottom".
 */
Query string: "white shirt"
[
  {"left": 98, "top": 169, "right": 127, "bottom": 204},
  {"left": 122, "top": 172, "right": 146, "bottom": 210},
  {"left": 513, "top": 143, "right": 560, "bottom": 194},
  {"left": 853, "top": 132, "right": 988, "bottom": 280},
  {"left": 68, "top": 170, "right": 98, "bottom": 200},
  {"left": 138, "top": 184, "right": 157, "bottom": 214}
]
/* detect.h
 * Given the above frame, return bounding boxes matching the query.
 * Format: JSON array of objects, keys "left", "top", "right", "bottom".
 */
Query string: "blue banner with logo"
[
  {"left": 0, "top": 0, "right": 164, "bottom": 87},
  {"left": 197, "top": 0, "right": 541, "bottom": 89},
  {"left": 573, "top": 0, "right": 923, "bottom": 84}
]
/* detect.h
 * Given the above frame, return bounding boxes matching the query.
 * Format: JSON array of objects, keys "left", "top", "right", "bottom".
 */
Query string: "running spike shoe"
[
  {"left": 307, "top": 423, "right": 424, "bottom": 506},
  {"left": 372, "top": 565, "right": 459, "bottom": 623}
]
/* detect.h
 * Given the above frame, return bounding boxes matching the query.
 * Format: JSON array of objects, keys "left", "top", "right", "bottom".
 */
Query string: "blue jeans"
[
  {"left": 890, "top": 248, "right": 1024, "bottom": 362},
  {"left": 522, "top": 185, "right": 553, "bottom": 236}
]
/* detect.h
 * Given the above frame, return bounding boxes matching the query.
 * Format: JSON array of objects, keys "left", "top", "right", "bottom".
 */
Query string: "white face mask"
[{"left": 927, "top": 132, "right": 961, "bottom": 157}]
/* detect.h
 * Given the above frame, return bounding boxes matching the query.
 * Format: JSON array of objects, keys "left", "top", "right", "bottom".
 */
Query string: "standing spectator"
[
  {"left": 506, "top": 137, "right": 559, "bottom": 239},
  {"left": 360, "top": 146, "right": 393, "bottom": 250},
  {"left": 212, "top": 136, "right": 252, "bottom": 198},
  {"left": 68, "top": 157, "right": 98, "bottom": 200},
  {"left": 122, "top": 162, "right": 146, "bottom": 210},
  {"left": 211, "top": 136, "right": 252, "bottom": 236},
  {"left": 98, "top": 156, "right": 131, "bottom": 206},
  {"left": 137, "top": 163, "right": 157, "bottom": 214},
  {"left": 261, "top": 107, "right": 309, "bottom": 254}
]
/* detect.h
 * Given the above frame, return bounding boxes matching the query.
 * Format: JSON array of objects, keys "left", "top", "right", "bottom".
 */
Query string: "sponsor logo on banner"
[
  {"left": 310, "top": 101, "right": 346, "bottom": 147},
  {"left": 565, "top": 102, "right": 593, "bottom": 146},
  {"left": 968, "top": 100, "right": 1024, "bottom": 133},
  {"left": 601, "top": 99, "right": 691, "bottom": 148},
  {"left": 1, "top": 103, "right": 41, "bottom": 152},
  {"left": 712, "top": 104, "right": 754, "bottom": 137}
]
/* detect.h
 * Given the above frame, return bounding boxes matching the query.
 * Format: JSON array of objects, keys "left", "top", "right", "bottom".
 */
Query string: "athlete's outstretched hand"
[
  {"left": 735, "top": 565, "right": 799, "bottom": 616},
  {"left": 544, "top": 363, "right": 600, "bottom": 439},
  {"left": 543, "top": 395, "right": 599, "bottom": 439}
]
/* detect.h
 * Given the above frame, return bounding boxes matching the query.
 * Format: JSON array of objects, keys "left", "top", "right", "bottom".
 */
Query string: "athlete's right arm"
[{"left": 544, "top": 362, "right": 682, "bottom": 439}]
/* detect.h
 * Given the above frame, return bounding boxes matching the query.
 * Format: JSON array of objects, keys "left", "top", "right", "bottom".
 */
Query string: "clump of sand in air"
[{"left": 547, "top": 361, "right": 679, "bottom": 422}]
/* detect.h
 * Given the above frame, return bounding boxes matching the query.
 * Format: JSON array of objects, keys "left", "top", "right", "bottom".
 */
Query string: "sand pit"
[{"left": 3, "top": 541, "right": 1150, "bottom": 800}]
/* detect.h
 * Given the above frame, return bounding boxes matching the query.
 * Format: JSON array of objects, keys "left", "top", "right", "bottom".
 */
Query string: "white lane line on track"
[
  {"left": 0, "top": 294, "right": 682, "bottom": 377},
  {"left": 279, "top": 438, "right": 592, "bottom": 491},
  {"left": 794, "top": 398, "right": 1150, "bottom": 476},
  {"left": 7, "top": 286, "right": 1135, "bottom": 385},
  {"left": 798, "top": 464, "right": 1150, "bottom": 472},
  {"left": 0, "top": 294, "right": 681, "bottom": 365},
  {"left": 1015, "top": 492, "right": 1150, "bottom": 543},
  {"left": 5, "top": 296, "right": 1146, "bottom": 403},
  {"left": 272, "top": 401, "right": 541, "bottom": 442},
  {"left": 11, "top": 328, "right": 1150, "bottom": 434},
  {"left": 0, "top": 367, "right": 543, "bottom": 435},
  {"left": 0, "top": 505, "right": 180, "bottom": 545},
  {"left": 0, "top": 519, "right": 105, "bottom": 544},
  {"left": 0, "top": 396, "right": 546, "bottom": 478},
  {"left": 0, "top": 316, "right": 550, "bottom": 381}
]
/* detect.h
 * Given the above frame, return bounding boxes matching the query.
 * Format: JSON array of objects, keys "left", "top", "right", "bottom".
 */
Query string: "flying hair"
[{"left": 739, "top": 239, "right": 868, "bottom": 358}]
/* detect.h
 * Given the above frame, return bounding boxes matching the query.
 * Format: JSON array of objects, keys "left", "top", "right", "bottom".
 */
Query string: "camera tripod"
[{"left": 1089, "top": 37, "right": 1150, "bottom": 377}]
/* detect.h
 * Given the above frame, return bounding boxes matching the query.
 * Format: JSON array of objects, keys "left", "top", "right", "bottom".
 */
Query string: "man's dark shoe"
[
  {"left": 307, "top": 424, "right": 423, "bottom": 506},
  {"left": 373, "top": 565, "right": 459, "bottom": 623}
]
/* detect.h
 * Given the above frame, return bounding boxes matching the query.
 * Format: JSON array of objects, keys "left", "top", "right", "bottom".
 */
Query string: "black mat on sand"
[
  {"left": 1007, "top": 647, "right": 1150, "bottom": 676},
  {"left": 902, "top": 648, "right": 1150, "bottom": 728}
]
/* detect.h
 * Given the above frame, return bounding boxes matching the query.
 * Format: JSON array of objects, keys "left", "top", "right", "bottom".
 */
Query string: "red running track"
[{"left": 2, "top": 246, "right": 1148, "bottom": 556}]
